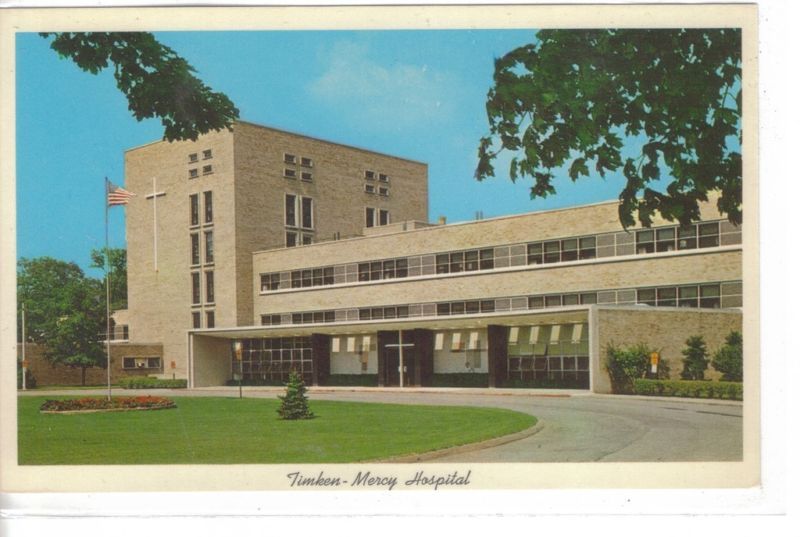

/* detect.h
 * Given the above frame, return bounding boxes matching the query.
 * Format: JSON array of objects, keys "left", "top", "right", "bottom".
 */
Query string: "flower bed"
[{"left": 40, "top": 396, "right": 177, "bottom": 413}]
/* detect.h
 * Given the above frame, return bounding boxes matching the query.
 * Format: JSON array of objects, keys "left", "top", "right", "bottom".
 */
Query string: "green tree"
[
  {"left": 680, "top": 335, "right": 709, "bottom": 380},
  {"left": 90, "top": 248, "right": 128, "bottom": 310},
  {"left": 477, "top": 29, "right": 742, "bottom": 228},
  {"left": 605, "top": 342, "right": 667, "bottom": 394},
  {"left": 18, "top": 257, "right": 106, "bottom": 386},
  {"left": 40, "top": 32, "right": 239, "bottom": 141},
  {"left": 277, "top": 371, "right": 314, "bottom": 420},
  {"left": 712, "top": 330, "right": 743, "bottom": 382}
]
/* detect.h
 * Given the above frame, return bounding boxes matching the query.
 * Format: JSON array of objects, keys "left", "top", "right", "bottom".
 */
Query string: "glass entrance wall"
[
  {"left": 233, "top": 337, "right": 313, "bottom": 384},
  {"left": 507, "top": 323, "right": 590, "bottom": 388}
]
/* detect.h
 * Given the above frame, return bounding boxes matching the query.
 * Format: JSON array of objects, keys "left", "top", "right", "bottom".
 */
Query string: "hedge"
[
  {"left": 501, "top": 377, "right": 588, "bottom": 389},
  {"left": 430, "top": 373, "right": 489, "bottom": 387},
  {"left": 632, "top": 379, "right": 743, "bottom": 400},
  {"left": 225, "top": 378, "right": 285, "bottom": 387},
  {"left": 118, "top": 377, "right": 187, "bottom": 389},
  {"left": 323, "top": 374, "right": 379, "bottom": 387}
]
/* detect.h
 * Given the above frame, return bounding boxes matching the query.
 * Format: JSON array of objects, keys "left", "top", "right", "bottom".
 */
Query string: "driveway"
[{"left": 19, "top": 387, "right": 743, "bottom": 462}]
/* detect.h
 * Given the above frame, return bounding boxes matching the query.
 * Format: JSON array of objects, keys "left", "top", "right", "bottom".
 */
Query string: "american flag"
[{"left": 107, "top": 179, "right": 135, "bottom": 206}]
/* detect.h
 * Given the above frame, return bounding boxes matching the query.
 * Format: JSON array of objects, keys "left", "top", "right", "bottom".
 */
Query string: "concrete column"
[
  {"left": 487, "top": 325, "right": 509, "bottom": 388},
  {"left": 310, "top": 333, "right": 331, "bottom": 387}
]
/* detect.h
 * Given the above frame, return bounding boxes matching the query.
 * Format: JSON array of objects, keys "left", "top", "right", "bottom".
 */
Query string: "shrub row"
[
  {"left": 323, "top": 374, "right": 379, "bottom": 387},
  {"left": 500, "top": 377, "right": 588, "bottom": 390},
  {"left": 430, "top": 373, "right": 489, "bottom": 387},
  {"left": 40, "top": 396, "right": 176, "bottom": 412},
  {"left": 632, "top": 379, "right": 743, "bottom": 400},
  {"left": 225, "top": 378, "right": 285, "bottom": 386},
  {"left": 118, "top": 377, "right": 187, "bottom": 389}
]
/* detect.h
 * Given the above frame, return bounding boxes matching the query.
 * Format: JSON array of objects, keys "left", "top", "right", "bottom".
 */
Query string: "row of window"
[
  {"left": 256, "top": 281, "right": 740, "bottom": 327},
  {"left": 284, "top": 153, "right": 313, "bottom": 168},
  {"left": 188, "top": 149, "right": 213, "bottom": 163},
  {"left": 284, "top": 168, "right": 313, "bottom": 181},
  {"left": 189, "top": 165, "right": 213, "bottom": 179},
  {"left": 192, "top": 310, "right": 215, "bottom": 329},
  {"left": 191, "top": 271, "right": 215, "bottom": 305},
  {"left": 232, "top": 336, "right": 313, "bottom": 384},
  {"left": 190, "top": 192, "right": 213, "bottom": 226},
  {"left": 122, "top": 357, "right": 162, "bottom": 370},
  {"left": 191, "top": 231, "right": 214, "bottom": 265},
  {"left": 364, "top": 184, "right": 390, "bottom": 196},
  {"left": 259, "top": 220, "right": 739, "bottom": 293}
]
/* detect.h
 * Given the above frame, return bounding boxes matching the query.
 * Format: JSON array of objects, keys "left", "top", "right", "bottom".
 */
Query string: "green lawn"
[{"left": 18, "top": 396, "right": 536, "bottom": 464}]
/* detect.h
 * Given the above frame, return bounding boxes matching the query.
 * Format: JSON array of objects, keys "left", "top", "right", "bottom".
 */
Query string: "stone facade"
[{"left": 125, "top": 122, "right": 428, "bottom": 378}]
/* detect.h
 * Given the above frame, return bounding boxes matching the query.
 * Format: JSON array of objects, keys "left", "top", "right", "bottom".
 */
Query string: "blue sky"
[{"left": 16, "top": 30, "right": 629, "bottom": 276}]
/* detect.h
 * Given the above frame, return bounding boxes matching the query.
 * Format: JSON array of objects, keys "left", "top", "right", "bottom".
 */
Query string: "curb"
[{"left": 375, "top": 420, "right": 545, "bottom": 463}]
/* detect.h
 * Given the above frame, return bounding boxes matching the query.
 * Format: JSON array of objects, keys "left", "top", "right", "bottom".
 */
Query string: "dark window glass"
[
  {"left": 285, "top": 232, "right": 297, "bottom": 247},
  {"left": 579, "top": 237, "right": 596, "bottom": 259},
  {"left": 204, "top": 231, "right": 214, "bottom": 263},
  {"left": 370, "top": 261, "right": 382, "bottom": 280},
  {"left": 636, "top": 230, "right": 655, "bottom": 254},
  {"left": 529, "top": 296, "right": 544, "bottom": 309},
  {"left": 527, "top": 243, "right": 543, "bottom": 264},
  {"left": 465, "top": 250, "right": 479, "bottom": 271},
  {"left": 206, "top": 311, "right": 215, "bottom": 328},
  {"left": 451, "top": 302, "right": 465, "bottom": 315},
  {"left": 191, "top": 273, "right": 200, "bottom": 304},
  {"left": 544, "top": 241, "right": 560, "bottom": 263},
  {"left": 324, "top": 311, "right": 335, "bottom": 323},
  {"left": 580, "top": 292, "right": 598, "bottom": 305},
  {"left": 384, "top": 307, "right": 397, "bottom": 319},
  {"left": 202, "top": 149, "right": 212, "bottom": 160},
  {"left": 291, "top": 271, "right": 301, "bottom": 288},
  {"left": 449, "top": 252, "right": 464, "bottom": 273},
  {"left": 699, "top": 284, "right": 721, "bottom": 308},
  {"left": 370, "top": 308, "right": 384, "bottom": 320},
  {"left": 545, "top": 295, "right": 562, "bottom": 307},
  {"left": 358, "top": 263, "right": 370, "bottom": 282},
  {"left": 313, "top": 311, "right": 324, "bottom": 323},
  {"left": 191, "top": 233, "right": 200, "bottom": 265},
  {"left": 301, "top": 197, "right": 313, "bottom": 229},
  {"left": 285, "top": 194, "right": 296, "bottom": 227},
  {"left": 284, "top": 168, "right": 296, "bottom": 178},
  {"left": 301, "top": 171, "right": 313, "bottom": 182},
  {"left": 301, "top": 270, "right": 312, "bottom": 287},
  {"left": 480, "top": 249, "right": 494, "bottom": 270},
  {"left": 383, "top": 259, "right": 396, "bottom": 279},
  {"left": 323, "top": 267, "right": 334, "bottom": 285},
  {"left": 561, "top": 239, "right": 578, "bottom": 262},
  {"left": 480, "top": 300, "right": 495, "bottom": 312},
  {"left": 204, "top": 191, "right": 213, "bottom": 223},
  {"left": 562, "top": 294, "right": 579, "bottom": 306},
  {"left": 365, "top": 207, "right": 375, "bottom": 228},
  {"left": 698, "top": 222, "right": 720, "bottom": 248},
  {"left": 189, "top": 153, "right": 198, "bottom": 163},
  {"left": 397, "top": 306, "right": 409, "bottom": 318},
  {"left": 396, "top": 258, "right": 408, "bottom": 278},
  {"left": 302, "top": 234, "right": 313, "bottom": 245},
  {"left": 359, "top": 308, "right": 371, "bottom": 320},
  {"left": 205, "top": 271, "right": 214, "bottom": 303},
  {"left": 302, "top": 312, "right": 313, "bottom": 324},
  {"left": 202, "top": 165, "right": 213, "bottom": 175},
  {"left": 192, "top": 311, "right": 201, "bottom": 328},
  {"left": 678, "top": 286, "right": 699, "bottom": 307},
  {"left": 437, "top": 303, "right": 451, "bottom": 316},
  {"left": 678, "top": 225, "right": 697, "bottom": 250},
  {"left": 379, "top": 209, "right": 389, "bottom": 226},
  {"left": 637, "top": 288, "right": 656, "bottom": 306},
  {"left": 284, "top": 153, "right": 296, "bottom": 164},
  {"left": 436, "top": 254, "right": 450, "bottom": 274},
  {"left": 657, "top": 287, "right": 677, "bottom": 307},
  {"left": 656, "top": 228, "right": 676, "bottom": 252},
  {"left": 465, "top": 301, "right": 480, "bottom": 314},
  {"left": 190, "top": 194, "right": 199, "bottom": 225}
]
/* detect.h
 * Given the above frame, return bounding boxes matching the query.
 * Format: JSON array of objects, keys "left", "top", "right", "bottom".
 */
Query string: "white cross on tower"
[{"left": 144, "top": 177, "right": 166, "bottom": 271}]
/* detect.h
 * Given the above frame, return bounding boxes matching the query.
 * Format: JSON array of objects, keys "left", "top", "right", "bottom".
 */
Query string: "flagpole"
[{"left": 105, "top": 178, "right": 112, "bottom": 401}]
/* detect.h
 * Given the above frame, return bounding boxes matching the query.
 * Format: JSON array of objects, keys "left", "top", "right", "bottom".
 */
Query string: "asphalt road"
[{"left": 20, "top": 388, "right": 743, "bottom": 462}]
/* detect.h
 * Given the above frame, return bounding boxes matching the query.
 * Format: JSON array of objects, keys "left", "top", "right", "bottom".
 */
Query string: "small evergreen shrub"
[
  {"left": 605, "top": 342, "right": 666, "bottom": 394},
  {"left": 277, "top": 371, "right": 314, "bottom": 420},
  {"left": 118, "top": 376, "right": 187, "bottom": 389},
  {"left": 632, "top": 379, "right": 743, "bottom": 400},
  {"left": 680, "top": 335, "right": 709, "bottom": 380},
  {"left": 712, "top": 331, "right": 743, "bottom": 382}
]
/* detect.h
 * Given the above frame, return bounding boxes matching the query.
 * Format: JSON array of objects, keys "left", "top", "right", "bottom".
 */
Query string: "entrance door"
[{"left": 381, "top": 331, "right": 416, "bottom": 387}]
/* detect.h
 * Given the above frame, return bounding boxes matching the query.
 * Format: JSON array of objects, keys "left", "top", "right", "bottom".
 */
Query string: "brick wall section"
[
  {"left": 591, "top": 307, "right": 743, "bottom": 393},
  {"left": 17, "top": 343, "right": 164, "bottom": 386}
]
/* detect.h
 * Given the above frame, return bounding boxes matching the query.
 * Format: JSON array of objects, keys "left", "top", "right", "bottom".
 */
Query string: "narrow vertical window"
[
  {"left": 190, "top": 194, "right": 199, "bottom": 225},
  {"left": 204, "top": 231, "right": 214, "bottom": 263},
  {"left": 285, "top": 194, "right": 297, "bottom": 227},
  {"left": 379, "top": 209, "right": 389, "bottom": 226},
  {"left": 286, "top": 231, "right": 297, "bottom": 247},
  {"left": 206, "top": 271, "right": 215, "bottom": 303},
  {"left": 204, "top": 191, "right": 213, "bottom": 223},
  {"left": 365, "top": 207, "right": 375, "bottom": 228},
  {"left": 190, "top": 233, "right": 200, "bottom": 265},
  {"left": 301, "top": 197, "right": 313, "bottom": 229},
  {"left": 192, "top": 311, "right": 201, "bottom": 328},
  {"left": 191, "top": 273, "right": 201, "bottom": 304},
  {"left": 206, "top": 311, "right": 215, "bottom": 328}
]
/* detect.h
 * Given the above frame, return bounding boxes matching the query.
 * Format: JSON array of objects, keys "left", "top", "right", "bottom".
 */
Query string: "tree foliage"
[
  {"left": 680, "top": 335, "right": 709, "bottom": 381},
  {"left": 477, "top": 29, "right": 742, "bottom": 228},
  {"left": 277, "top": 371, "right": 314, "bottom": 420},
  {"left": 605, "top": 342, "right": 667, "bottom": 394},
  {"left": 40, "top": 32, "right": 239, "bottom": 141},
  {"left": 90, "top": 247, "right": 128, "bottom": 310},
  {"left": 18, "top": 257, "right": 107, "bottom": 382},
  {"left": 712, "top": 330, "right": 743, "bottom": 382}
]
